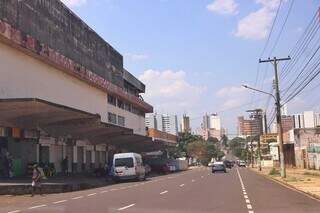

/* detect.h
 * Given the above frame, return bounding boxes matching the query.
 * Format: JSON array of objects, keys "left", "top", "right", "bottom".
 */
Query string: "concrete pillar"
[
  {"left": 73, "top": 146, "right": 77, "bottom": 163},
  {"left": 36, "top": 144, "right": 40, "bottom": 163},
  {"left": 91, "top": 150, "right": 95, "bottom": 163},
  {"left": 62, "top": 144, "right": 67, "bottom": 158},
  {"left": 83, "top": 146, "right": 86, "bottom": 163}
]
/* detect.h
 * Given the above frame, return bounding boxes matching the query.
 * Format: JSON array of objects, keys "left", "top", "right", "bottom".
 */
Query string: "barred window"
[
  {"left": 118, "top": 116, "right": 125, "bottom": 127},
  {"left": 108, "top": 112, "right": 117, "bottom": 124}
]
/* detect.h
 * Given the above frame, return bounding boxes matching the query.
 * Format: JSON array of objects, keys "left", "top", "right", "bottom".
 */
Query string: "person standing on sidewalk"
[
  {"left": 31, "top": 164, "right": 42, "bottom": 197},
  {"left": 62, "top": 156, "right": 69, "bottom": 176}
]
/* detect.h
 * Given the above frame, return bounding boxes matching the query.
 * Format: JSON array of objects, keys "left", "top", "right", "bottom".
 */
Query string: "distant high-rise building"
[
  {"left": 238, "top": 114, "right": 263, "bottom": 137},
  {"left": 209, "top": 113, "right": 221, "bottom": 130},
  {"left": 293, "top": 111, "right": 320, "bottom": 129},
  {"left": 202, "top": 113, "right": 210, "bottom": 129},
  {"left": 145, "top": 113, "right": 178, "bottom": 135},
  {"left": 180, "top": 114, "right": 191, "bottom": 133}
]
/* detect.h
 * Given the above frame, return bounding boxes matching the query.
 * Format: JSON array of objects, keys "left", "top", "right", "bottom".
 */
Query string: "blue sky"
[{"left": 62, "top": 0, "right": 320, "bottom": 134}]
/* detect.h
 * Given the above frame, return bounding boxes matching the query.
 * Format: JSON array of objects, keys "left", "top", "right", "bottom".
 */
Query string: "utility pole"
[{"left": 259, "top": 56, "right": 291, "bottom": 178}]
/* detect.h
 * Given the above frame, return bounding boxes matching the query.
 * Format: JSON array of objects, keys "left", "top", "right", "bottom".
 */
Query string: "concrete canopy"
[
  {"left": 0, "top": 98, "right": 132, "bottom": 141},
  {"left": 0, "top": 98, "right": 174, "bottom": 152}
]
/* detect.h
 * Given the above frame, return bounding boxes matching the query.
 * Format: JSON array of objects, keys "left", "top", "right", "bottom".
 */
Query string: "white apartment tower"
[
  {"left": 145, "top": 113, "right": 178, "bottom": 135},
  {"left": 209, "top": 113, "right": 221, "bottom": 130}
]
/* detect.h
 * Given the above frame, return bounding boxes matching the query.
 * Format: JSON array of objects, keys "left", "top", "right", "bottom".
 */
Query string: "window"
[
  {"left": 107, "top": 95, "right": 116, "bottom": 106},
  {"left": 117, "top": 99, "right": 124, "bottom": 109},
  {"left": 108, "top": 112, "right": 117, "bottom": 124},
  {"left": 118, "top": 115, "right": 125, "bottom": 127},
  {"left": 124, "top": 102, "right": 131, "bottom": 112},
  {"left": 115, "top": 158, "right": 134, "bottom": 168}
]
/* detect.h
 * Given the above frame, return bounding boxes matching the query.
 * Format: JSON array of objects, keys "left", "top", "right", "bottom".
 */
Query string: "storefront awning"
[
  {"left": 0, "top": 98, "right": 131, "bottom": 140},
  {"left": 0, "top": 98, "right": 174, "bottom": 152}
]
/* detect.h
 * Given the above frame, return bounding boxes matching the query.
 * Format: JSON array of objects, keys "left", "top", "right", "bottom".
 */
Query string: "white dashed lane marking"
[
  {"left": 179, "top": 184, "right": 185, "bottom": 187},
  {"left": 72, "top": 196, "right": 83, "bottom": 200},
  {"left": 237, "top": 168, "right": 255, "bottom": 213},
  {"left": 87, "top": 193, "right": 97, "bottom": 196},
  {"left": 53, "top": 200, "right": 67, "bottom": 204},
  {"left": 28, "top": 204, "right": 47, "bottom": 210},
  {"left": 160, "top": 190, "right": 168, "bottom": 195},
  {"left": 117, "top": 204, "right": 135, "bottom": 211},
  {"left": 7, "top": 210, "right": 21, "bottom": 213}
]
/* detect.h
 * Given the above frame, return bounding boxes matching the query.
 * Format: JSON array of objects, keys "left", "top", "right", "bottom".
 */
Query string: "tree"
[
  {"left": 229, "top": 137, "right": 247, "bottom": 160},
  {"left": 176, "top": 132, "right": 203, "bottom": 157}
]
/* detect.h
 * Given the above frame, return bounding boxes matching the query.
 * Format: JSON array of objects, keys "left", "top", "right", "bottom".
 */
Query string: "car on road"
[
  {"left": 212, "top": 162, "right": 227, "bottom": 173},
  {"left": 208, "top": 162, "right": 214, "bottom": 167},
  {"left": 113, "top": 153, "right": 146, "bottom": 182},
  {"left": 238, "top": 160, "right": 246, "bottom": 167},
  {"left": 223, "top": 160, "right": 233, "bottom": 169}
]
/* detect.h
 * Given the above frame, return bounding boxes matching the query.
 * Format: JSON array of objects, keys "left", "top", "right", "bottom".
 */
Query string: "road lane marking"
[
  {"left": 87, "top": 193, "right": 97, "bottom": 196},
  {"left": 237, "top": 169, "right": 255, "bottom": 213},
  {"left": 53, "top": 200, "right": 67, "bottom": 204},
  {"left": 201, "top": 176, "right": 204, "bottom": 178},
  {"left": 160, "top": 190, "right": 168, "bottom": 195},
  {"left": 117, "top": 204, "right": 135, "bottom": 211},
  {"left": 72, "top": 196, "right": 83, "bottom": 200},
  {"left": 28, "top": 204, "right": 47, "bottom": 209},
  {"left": 8, "top": 210, "right": 21, "bottom": 213},
  {"left": 180, "top": 184, "right": 185, "bottom": 187},
  {"left": 100, "top": 190, "right": 108, "bottom": 194},
  {"left": 110, "top": 188, "right": 118, "bottom": 191},
  {"left": 191, "top": 179, "right": 195, "bottom": 182}
]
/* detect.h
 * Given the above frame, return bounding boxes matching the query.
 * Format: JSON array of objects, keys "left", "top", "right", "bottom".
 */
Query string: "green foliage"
[
  {"left": 269, "top": 168, "right": 280, "bottom": 176},
  {"left": 176, "top": 133, "right": 224, "bottom": 165},
  {"left": 229, "top": 137, "right": 247, "bottom": 160},
  {"left": 221, "top": 134, "right": 229, "bottom": 147},
  {"left": 207, "top": 137, "right": 219, "bottom": 144}
]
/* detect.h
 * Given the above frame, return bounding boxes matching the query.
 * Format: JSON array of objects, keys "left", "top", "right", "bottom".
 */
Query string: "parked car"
[
  {"left": 223, "top": 160, "right": 233, "bottom": 169},
  {"left": 238, "top": 160, "right": 246, "bottom": 167},
  {"left": 112, "top": 153, "right": 146, "bottom": 182},
  {"left": 208, "top": 162, "right": 214, "bottom": 167},
  {"left": 212, "top": 162, "right": 227, "bottom": 173}
]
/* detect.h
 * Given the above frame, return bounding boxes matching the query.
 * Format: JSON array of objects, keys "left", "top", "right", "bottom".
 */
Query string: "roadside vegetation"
[{"left": 174, "top": 133, "right": 225, "bottom": 165}]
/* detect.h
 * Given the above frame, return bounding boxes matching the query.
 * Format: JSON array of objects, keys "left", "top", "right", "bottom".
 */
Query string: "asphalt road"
[{"left": 1, "top": 167, "right": 320, "bottom": 213}]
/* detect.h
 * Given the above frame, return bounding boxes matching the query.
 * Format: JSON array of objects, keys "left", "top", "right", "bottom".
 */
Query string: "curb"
[{"left": 249, "top": 168, "right": 320, "bottom": 202}]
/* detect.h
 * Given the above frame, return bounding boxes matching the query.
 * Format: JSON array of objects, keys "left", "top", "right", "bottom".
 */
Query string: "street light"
[{"left": 242, "top": 85, "right": 276, "bottom": 101}]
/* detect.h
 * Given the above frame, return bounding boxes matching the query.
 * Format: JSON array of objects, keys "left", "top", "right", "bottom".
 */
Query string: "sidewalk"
[
  {"left": 0, "top": 175, "right": 111, "bottom": 195},
  {"left": 250, "top": 166, "right": 320, "bottom": 200}
]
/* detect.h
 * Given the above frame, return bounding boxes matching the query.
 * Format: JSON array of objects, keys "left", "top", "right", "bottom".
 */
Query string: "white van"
[{"left": 113, "top": 153, "right": 146, "bottom": 181}]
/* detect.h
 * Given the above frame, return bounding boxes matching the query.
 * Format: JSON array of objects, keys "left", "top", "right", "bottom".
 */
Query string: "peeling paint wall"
[{"left": 0, "top": 0, "right": 123, "bottom": 87}]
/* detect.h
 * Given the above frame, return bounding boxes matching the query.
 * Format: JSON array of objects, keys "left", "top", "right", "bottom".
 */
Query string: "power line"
[{"left": 269, "top": 0, "right": 295, "bottom": 56}]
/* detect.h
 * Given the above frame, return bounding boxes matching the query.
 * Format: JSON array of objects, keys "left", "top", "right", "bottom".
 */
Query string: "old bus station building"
[{"left": 0, "top": 0, "right": 171, "bottom": 176}]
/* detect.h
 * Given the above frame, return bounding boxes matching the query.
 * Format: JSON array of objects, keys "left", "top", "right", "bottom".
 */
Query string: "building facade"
[
  {"left": 293, "top": 111, "right": 320, "bottom": 129},
  {"left": 238, "top": 115, "right": 263, "bottom": 137},
  {"left": 294, "top": 128, "right": 320, "bottom": 170},
  {"left": 209, "top": 114, "right": 221, "bottom": 130},
  {"left": 0, "top": 0, "right": 154, "bottom": 176},
  {"left": 145, "top": 113, "right": 178, "bottom": 136},
  {"left": 180, "top": 114, "right": 191, "bottom": 133}
]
